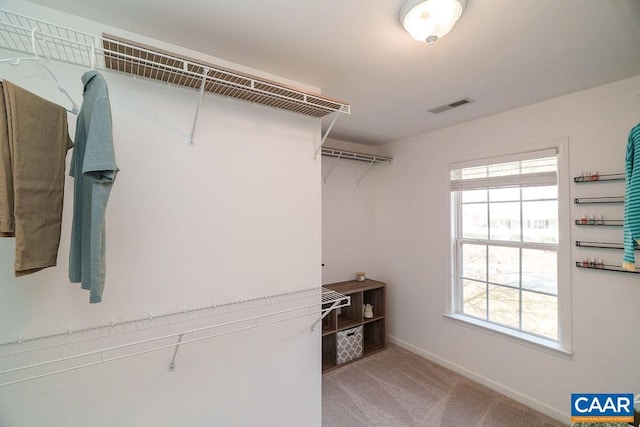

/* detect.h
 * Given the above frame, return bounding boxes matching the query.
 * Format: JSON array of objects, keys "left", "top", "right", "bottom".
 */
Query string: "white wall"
[
  {"left": 321, "top": 138, "right": 381, "bottom": 284},
  {"left": 370, "top": 75, "right": 640, "bottom": 423},
  {"left": 0, "top": 2, "right": 323, "bottom": 426}
]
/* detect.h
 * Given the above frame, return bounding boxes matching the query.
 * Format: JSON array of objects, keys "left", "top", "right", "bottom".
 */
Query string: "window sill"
[{"left": 442, "top": 313, "right": 573, "bottom": 360}]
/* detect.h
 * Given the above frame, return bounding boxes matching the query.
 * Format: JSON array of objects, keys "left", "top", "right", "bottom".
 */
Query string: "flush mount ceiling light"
[{"left": 399, "top": 0, "right": 467, "bottom": 46}]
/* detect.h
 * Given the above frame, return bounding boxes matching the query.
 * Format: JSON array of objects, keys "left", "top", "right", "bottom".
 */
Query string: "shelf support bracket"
[
  {"left": 314, "top": 113, "right": 340, "bottom": 159},
  {"left": 323, "top": 151, "right": 342, "bottom": 183},
  {"left": 168, "top": 333, "right": 184, "bottom": 371},
  {"left": 188, "top": 67, "right": 209, "bottom": 146},
  {"left": 311, "top": 300, "right": 342, "bottom": 332},
  {"left": 356, "top": 158, "right": 377, "bottom": 186}
]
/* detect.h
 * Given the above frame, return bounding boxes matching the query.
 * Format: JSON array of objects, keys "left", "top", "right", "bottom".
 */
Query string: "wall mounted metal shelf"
[
  {"left": 573, "top": 173, "right": 624, "bottom": 183},
  {"left": 574, "top": 196, "right": 624, "bottom": 204},
  {"left": 0, "top": 287, "right": 350, "bottom": 388},
  {"left": 0, "top": 9, "right": 350, "bottom": 146},
  {"left": 572, "top": 170, "right": 630, "bottom": 273},
  {"left": 575, "top": 262, "right": 640, "bottom": 274},
  {"left": 574, "top": 219, "right": 623, "bottom": 226},
  {"left": 321, "top": 147, "right": 393, "bottom": 185},
  {"left": 575, "top": 241, "right": 634, "bottom": 250}
]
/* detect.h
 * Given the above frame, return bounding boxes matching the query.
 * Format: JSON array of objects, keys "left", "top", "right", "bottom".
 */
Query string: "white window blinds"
[{"left": 450, "top": 148, "right": 558, "bottom": 191}]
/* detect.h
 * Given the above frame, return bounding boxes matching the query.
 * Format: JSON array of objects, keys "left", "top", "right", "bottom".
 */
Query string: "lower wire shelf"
[{"left": 0, "top": 287, "right": 350, "bottom": 387}]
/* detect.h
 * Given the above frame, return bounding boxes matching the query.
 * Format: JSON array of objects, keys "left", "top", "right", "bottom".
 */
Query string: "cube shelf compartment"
[{"left": 321, "top": 279, "right": 386, "bottom": 373}]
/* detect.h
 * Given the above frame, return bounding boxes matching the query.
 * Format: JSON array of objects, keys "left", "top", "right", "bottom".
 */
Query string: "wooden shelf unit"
[{"left": 321, "top": 279, "right": 386, "bottom": 373}]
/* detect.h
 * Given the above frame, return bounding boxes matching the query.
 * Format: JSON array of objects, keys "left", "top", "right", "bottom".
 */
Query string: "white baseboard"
[{"left": 387, "top": 335, "right": 570, "bottom": 425}]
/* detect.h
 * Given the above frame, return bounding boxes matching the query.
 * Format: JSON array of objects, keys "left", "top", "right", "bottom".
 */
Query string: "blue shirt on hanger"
[{"left": 69, "top": 70, "right": 118, "bottom": 303}]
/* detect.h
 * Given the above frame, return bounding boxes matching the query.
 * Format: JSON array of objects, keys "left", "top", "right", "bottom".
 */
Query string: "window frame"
[{"left": 445, "top": 140, "right": 572, "bottom": 358}]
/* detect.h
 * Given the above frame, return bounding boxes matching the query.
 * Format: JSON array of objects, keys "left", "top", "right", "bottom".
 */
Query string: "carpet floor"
[{"left": 322, "top": 344, "right": 567, "bottom": 427}]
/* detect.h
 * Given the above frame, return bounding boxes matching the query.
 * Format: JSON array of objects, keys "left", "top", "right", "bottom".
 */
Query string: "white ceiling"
[{"left": 27, "top": 0, "right": 640, "bottom": 146}]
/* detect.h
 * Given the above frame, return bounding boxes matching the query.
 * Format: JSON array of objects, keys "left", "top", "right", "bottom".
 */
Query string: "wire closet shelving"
[
  {"left": 321, "top": 147, "right": 393, "bottom": 184},
  {"left": 0, "top": 9, "right": 353, "bottom": 386},
  {"left": 0, "top": 9, "right": 350, "bottom": 146},
  {"left": 0, "top": 287, "right": 350, "bottom": 387}
]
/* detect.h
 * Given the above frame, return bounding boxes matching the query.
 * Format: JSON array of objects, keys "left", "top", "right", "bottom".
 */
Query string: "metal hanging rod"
[
  {"left": 574, "top": 196, "right": 624, "bottom": 204},
  {"left": 0, "top": 9, "right": 350, "bottom": 145},
  {"left": 575, "top": 262, "right": 640, "bottom": 274},
  {"left": 573, "top": 173, "right": 625, "bottom": 182},
  {"left": 0, "top": 287, "right": 350, "bottom": 387}
]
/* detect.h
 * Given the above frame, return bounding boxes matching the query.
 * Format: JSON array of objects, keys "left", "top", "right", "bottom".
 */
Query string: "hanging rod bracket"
[
  {"left": 323, "top": 152, "right": 342, "bottom": 183},
  {"left": 311, "top": 300, "right": 341, "bottom": 332},
  {"left": 310, "top": 288, "right": 350, "bottom": 332},
  {"left": 356, "top": 158, "right": 377, "bottom": 186},
  {"left": 188, "top": 67, "right": 209, "bottom": 146},
  {"left": 168, "top": 333, "right": 185, "bottom": 372},
  {"left": 314, "top": 113, "right": 340, "bottom": 159}
]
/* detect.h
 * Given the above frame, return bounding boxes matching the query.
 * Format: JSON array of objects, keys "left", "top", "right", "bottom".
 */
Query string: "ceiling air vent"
[{"left": 427, "top": 97, "right": 474, "bottom": 114}]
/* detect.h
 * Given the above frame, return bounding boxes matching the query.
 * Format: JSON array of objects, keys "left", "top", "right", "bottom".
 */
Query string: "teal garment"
[
  {"left": 69, "top": 71, "right": 118, "bottom": 303},
  {"left": 623, "top": 122, "right": 640, "bottom": 269}
]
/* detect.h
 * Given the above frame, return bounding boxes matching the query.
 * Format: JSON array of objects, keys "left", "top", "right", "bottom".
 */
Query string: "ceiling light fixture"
[{"left": 399, "top": 0, "right": 467, "bottom": 47}]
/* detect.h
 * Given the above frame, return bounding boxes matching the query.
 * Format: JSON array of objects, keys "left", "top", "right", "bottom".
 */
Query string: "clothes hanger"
[
  {"left": 0, "top": 28, "right": 80, "bottom": 115},
  {"left": 90, "top": 39, "right": 96, "bottom": 71},
  {"left": 0, "top": 28, "right": 41, "bottom": 66}
]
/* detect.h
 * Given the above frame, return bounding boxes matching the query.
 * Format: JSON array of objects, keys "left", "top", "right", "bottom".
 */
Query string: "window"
[{"left": 449, "top": 147, "right": 569, "bottom": 351}]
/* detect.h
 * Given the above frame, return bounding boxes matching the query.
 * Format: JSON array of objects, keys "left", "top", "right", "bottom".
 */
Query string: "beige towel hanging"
[
  {"left": 0, "top": 80, "right": 73, "bottom": 276},
  {"left": 0, "top": 83, "right": 13, "bottom": 236}
]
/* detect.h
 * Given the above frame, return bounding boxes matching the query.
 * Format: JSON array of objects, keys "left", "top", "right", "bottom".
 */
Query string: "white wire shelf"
[
  {"left": 0, "top": 287, "right": 350, "bottom": 387},
  {"left": 0, "top": 9, "right": 350, "bottom": 119},
  {"left": 321, "top": 147, "right": 393, "bottom": 164},
  {"left": 100, "top": 33, "right": 349, "bottom": 118},
  {"left": 321, "top": 288, "right": 349, "bottom": 305},
  {"left": 321, "top": 147, "right": 393, "bottom": 185}
]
